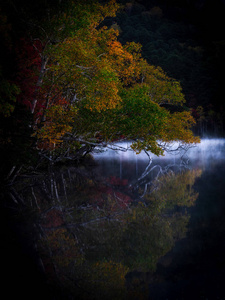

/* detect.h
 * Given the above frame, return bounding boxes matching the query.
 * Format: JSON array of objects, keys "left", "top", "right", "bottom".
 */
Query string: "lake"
[{"left": 2, "top": 139, "right": 225, "bottom": 299}]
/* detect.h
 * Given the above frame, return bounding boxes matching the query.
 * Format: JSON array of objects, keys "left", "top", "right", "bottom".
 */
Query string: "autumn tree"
[
  {"left": 4, "top": 0, "right": 198, "bottom": 164},
  {"left": 33, "top": 0, "right": 198, "bottom": 162}
]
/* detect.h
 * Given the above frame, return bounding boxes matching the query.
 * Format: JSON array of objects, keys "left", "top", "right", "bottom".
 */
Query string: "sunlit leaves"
[
  {"left": 43, "top": 0, "right": 120, "bottom": 43},
  {"left": 84, "top": 64, "right": 121, "bottom": 111},
  {"left": 94, "top": 83, "right": 198, "bottom": 155},
  {"left": 106, "top": 39, "right": 141, "bottom": 85},
  {"left": 139, "top": 60, "right": 186, "bottom": 106},
  {"left": 36, "top": 102, "right": 77, "bottom": 147},
  {"left": 161, "top": 111, "right": 199, "bottom": 144},
  {"left": 48, "top": 28, "right": 122, "bottom": 112},
  {"left": 32, "top": 0, "right": 199, "bottom": 157}
]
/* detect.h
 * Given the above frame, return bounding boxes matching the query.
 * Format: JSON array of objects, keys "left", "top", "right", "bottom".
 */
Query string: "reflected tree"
[{"left": 6, "top": 162, "right": 201, "bottom": 298}]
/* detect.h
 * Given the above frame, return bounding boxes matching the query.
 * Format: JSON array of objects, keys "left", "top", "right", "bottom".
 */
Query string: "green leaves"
[{"left": 32, "top": 0, "right": 199, "bottom": 159}]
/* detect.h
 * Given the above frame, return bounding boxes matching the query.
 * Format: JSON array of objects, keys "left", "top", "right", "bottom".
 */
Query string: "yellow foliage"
[
  {"left": 34, "top": 0, "right": 199, "bottom": 153},
  {"left": 35, "top": 103, "right": 77, "bottom": 147}
]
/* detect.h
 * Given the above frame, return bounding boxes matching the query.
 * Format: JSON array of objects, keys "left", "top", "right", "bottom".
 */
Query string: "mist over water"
[
  {"left": 92, "top": 138, "right": 225, "bottom": 299},
  {"left": 93, "top": 138, "right": 225, "bottom": 181},
  {"left": 3, "top": 138, "right": 225, "bottom": 299},
  {"left": 94, "top": 138, "right": 225, "bottom": 165},
  {"left": 186, "top": 138, "right": 225, "bottom": 160}
]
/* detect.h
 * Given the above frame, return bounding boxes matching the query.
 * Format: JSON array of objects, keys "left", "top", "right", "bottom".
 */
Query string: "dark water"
[{"left": 1, "top": 139, "right": 225, "bottom": 299}]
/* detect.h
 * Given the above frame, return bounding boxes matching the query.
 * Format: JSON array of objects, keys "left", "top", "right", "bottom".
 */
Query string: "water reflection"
[
  {"left": 4, "top": 139, "right": 225, "bottom": 299},
  {"left": 94, "top": 138, "right": 225, "bottom": 166}
]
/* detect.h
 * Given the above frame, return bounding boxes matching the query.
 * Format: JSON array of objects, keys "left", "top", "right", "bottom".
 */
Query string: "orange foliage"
[{"left": 32, "top": 0, "right": 199, "bottom": 154}]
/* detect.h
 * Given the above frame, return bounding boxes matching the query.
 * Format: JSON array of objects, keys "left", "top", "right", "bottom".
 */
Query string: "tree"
[
  {"left": 13, "top": 163, "right": 201, "bottom": 298},
  {"left": 121, "top": 168, "right": 202, "bottom": 271},
  {"left": 1, "top": 0, "right": 198, "bottom": 166},
  {"left": 29, "top": 0, "right": 199, "bottom": 163}
]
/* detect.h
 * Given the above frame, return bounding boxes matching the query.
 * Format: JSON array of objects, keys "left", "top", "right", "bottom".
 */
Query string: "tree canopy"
[
  {"left": 27, "top": 0, "right": 199, "bottom": 162},
  {"left": 0, "top": 0, "right": 200, "bottom": 169}
]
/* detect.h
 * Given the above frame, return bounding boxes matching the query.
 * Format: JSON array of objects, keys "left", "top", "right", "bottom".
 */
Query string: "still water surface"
[{"left": 2, "top": 139, "right": 225, "bottom": 299}]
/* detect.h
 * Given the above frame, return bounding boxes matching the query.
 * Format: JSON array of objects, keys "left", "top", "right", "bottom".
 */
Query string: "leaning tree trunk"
[{"left": 31, "top": 55, "right": 49, "bottom": 114}]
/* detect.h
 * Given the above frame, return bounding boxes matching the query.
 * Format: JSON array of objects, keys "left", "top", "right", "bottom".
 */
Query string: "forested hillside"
[
  {"left": 0, "top": 0, "right": 224, "bottom": 179},
  {"left": 111, "top": 0, "right": 225, "bottom": 135}
]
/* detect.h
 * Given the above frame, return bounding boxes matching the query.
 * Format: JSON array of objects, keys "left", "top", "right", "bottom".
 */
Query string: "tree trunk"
[{"left": 31, "top": 55, "right": 48, "bottom": 114}]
